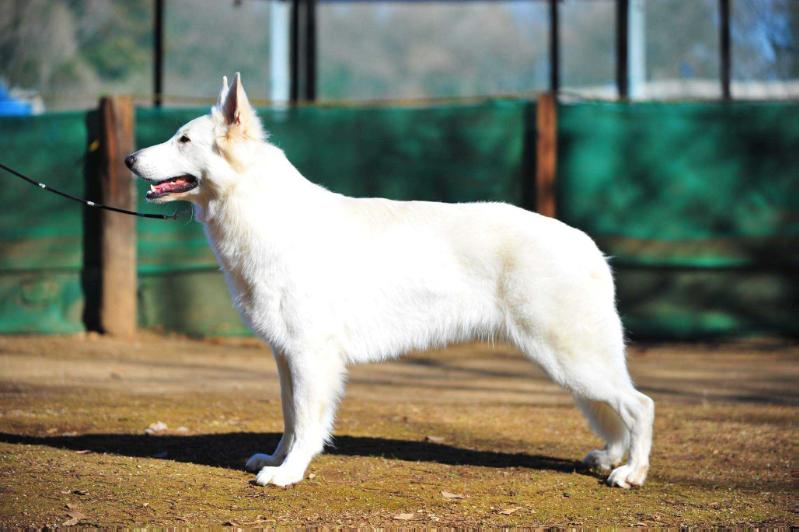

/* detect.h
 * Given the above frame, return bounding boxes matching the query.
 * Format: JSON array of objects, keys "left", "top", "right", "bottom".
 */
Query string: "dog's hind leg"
[
  {"left": 513, "top": 319, "right": 653, "bottom": 488},
  {"left": 254, "top": 348, "right": 346, "bottom": 487},
  {"left": 245, "top": 350, "right": 295, "bottom": 472},
  {"left": 563, "top": 354, "right": 654, "bottom": 488}
]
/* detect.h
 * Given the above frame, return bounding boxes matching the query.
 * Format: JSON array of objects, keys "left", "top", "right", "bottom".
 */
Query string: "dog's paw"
[
  {"left": 245, "top": 453, "right": 284, "bottom": 472},
  {"left": 254, "top": 465, "right": 306, "bottom": 487},
  {"left": 606, "top": 463, "right": 649, "bottom": 489},
  {"left": 582, "top": 449, "right": 619, "bottom": 473}
]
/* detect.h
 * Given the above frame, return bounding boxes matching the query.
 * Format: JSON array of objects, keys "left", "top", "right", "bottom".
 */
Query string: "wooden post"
[
  {"left": 536, "top": 93, "right": 558, "bottom": 218},
  {"left": 99, "top": 96, "right": 137, "bottom": 337}
]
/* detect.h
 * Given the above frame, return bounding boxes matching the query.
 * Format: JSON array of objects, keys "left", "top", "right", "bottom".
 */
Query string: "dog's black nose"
[{"left": 124, "top": 154, "right": 136, "bottom": 170}]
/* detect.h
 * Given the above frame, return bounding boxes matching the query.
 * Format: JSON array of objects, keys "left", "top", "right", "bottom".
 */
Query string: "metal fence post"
[
  {"left": 616, "top": 0, "right": 630, "bottom": 99},
  {"left": 153, "top": 0, "right": 164, "bottom": 107},
  {"left": 549, "top": 0, "right": 560, "bottom": 93},
  {"left": 719, "top": 0, "right": 731, "bottom": 100}
]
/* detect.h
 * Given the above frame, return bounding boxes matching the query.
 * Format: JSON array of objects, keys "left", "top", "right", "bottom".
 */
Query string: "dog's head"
[{"left": 125, "top": 73, "right": 265, "bottom": 204}]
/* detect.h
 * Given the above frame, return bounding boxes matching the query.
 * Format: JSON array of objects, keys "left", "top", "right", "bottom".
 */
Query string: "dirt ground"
[{"left": 0, "top": 333, "right": 796, "bottom": 527}]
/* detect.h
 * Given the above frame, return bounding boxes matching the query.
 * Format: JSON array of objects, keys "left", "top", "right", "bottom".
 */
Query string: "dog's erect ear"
[
  {"left": 222, "top": 72, "right": 264, "bottom": 139},
  {"left": 215, "top": 72, "right": 265, "bottom": 140},
  {"left": 221, "top": 73, "right": 248, "bottom": 125},
  {"left": 216, "top": 75, "right": 230, "bottom": 109}
]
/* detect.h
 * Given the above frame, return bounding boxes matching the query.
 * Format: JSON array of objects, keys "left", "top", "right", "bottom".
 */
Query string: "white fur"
[{"left": 128, "top": 73, "right": 655, "bottom": 489}]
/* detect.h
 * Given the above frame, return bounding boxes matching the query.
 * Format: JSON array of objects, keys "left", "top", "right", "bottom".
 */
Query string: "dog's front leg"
[
  {"left": 254, "top": 350, "right": 346, "bottom": 487},
  {"left": 245, "top": 351, "right": 295, "bottom": 472}
]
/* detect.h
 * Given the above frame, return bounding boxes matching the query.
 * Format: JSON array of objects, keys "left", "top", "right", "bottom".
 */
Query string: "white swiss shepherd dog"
[{"left": 126, "top": 73, "right": 654, "bottom": 489}]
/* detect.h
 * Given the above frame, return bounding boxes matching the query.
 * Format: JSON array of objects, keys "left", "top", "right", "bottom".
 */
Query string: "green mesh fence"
[
  {"left": 558, "top": 101, "right": 799, "bottom": 337},
  {"left": 0, "top": 111, "right": 92, "bottom": 333},
  {"left": 0, "top": 99, "right": 795, "bottom": 338}
]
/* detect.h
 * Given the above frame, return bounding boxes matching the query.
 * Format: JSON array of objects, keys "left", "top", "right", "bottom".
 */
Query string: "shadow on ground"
[{"left": 0, "top": 431, "right": 592, "bottom": 477}]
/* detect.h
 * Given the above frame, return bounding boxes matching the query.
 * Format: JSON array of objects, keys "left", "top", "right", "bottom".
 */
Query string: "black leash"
[{"left": 0, "top": 162, "right": 179, "bottom": 220}]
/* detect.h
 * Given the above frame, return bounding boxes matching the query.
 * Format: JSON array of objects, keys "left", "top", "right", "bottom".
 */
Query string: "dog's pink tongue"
[{"left": 152, "top": 176, "right": 192, "bottom": 194}]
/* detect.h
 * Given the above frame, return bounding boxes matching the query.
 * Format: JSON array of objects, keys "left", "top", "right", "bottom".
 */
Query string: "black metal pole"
[
  {"left": 549, "top": 0, "right": 560, "bottom": 93},
  {"left": 616, "top": 0, "right": 629, "bottom": 99},
  {"left": 153, "top": 0, "right": 164, "bottom": 107},
  {"left": 289, "top": 0, "right": 300, "bottom": 103},
  {"left": 305, "top": 0, "right": 317, "bottom": 101},
  {"left": 720, "top": 0, "right": 731, "bottom": 99}
]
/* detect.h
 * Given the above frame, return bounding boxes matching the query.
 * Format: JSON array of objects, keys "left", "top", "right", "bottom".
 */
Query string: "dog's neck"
[
  {"left": 193, "top": 144, "right": 329, "bottom": 224},
  {"left": 193, "top": 145, "right": 334, "bottom": 276}
]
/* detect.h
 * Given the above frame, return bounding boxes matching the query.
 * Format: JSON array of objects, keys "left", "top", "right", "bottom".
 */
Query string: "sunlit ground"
[{"left": 0, "top": 333, "right": 795, "bottom": 527}]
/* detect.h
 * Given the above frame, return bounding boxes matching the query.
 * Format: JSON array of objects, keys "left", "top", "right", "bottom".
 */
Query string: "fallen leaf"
[
  {"left": 393, "top": 513, "right": 415, "bottom": 521},
  {"left": 441, "top": 491, "right": 464, "bottom": 500},
  {"left": 424, "top": 435, "right": 445, "bottom": 444},
  {"left": 499, "top": 507, "right": 522, "bottom": 515}
]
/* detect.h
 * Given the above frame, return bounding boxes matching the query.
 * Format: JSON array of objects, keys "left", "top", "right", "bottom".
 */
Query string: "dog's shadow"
[{"left": 0, "top": 431, "right": 594, "bottom": 477}]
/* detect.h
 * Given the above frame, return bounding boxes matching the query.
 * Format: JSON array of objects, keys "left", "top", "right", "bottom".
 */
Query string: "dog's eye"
[{"left": 178, "top": 135, "right": 191, "bottom": 144}]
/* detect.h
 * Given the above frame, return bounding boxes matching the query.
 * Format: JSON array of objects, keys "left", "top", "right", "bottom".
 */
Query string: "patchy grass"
[{"left": 0, "top": 334, "right": 796, "bottom": 527}]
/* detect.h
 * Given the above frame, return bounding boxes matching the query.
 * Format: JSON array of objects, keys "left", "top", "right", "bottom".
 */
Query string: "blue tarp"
[{"left": 0, "top": 85, "right": 33, "bottom": 116}]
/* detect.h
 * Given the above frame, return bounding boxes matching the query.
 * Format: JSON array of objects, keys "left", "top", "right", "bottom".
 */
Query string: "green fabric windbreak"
[
  {"left": 134, "top": 100, "right": 533, "bottom": 335},
  {"left": 1, "top": 100, "right": 794, "bottom": 339},
  {"left": 0, "top": 111, "right": 90, "bottom": 333},
  {"left": 558, "top": 102, "right": 799, "bottom": 267},
  {"left": 558, "top": 102, "right": 799, "bottom": 337}
]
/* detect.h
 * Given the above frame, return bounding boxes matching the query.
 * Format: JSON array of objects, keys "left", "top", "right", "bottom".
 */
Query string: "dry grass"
[{"left": 0, "top": 333, "right": 796, "bottom": 527}]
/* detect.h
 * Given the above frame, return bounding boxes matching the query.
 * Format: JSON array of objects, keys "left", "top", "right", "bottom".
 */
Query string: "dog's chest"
[{"left": 202, "top": 219, "right": 292, "bottom": 340}]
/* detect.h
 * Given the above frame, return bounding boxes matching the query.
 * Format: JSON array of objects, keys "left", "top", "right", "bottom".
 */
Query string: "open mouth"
[{"left": 145, "top": 175, "right": 198, "bottom": 200}]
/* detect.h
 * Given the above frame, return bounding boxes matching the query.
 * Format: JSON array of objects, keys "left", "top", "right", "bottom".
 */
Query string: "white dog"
[{"left": 126, "top": 73, "right": 654, "bottom": 489}]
